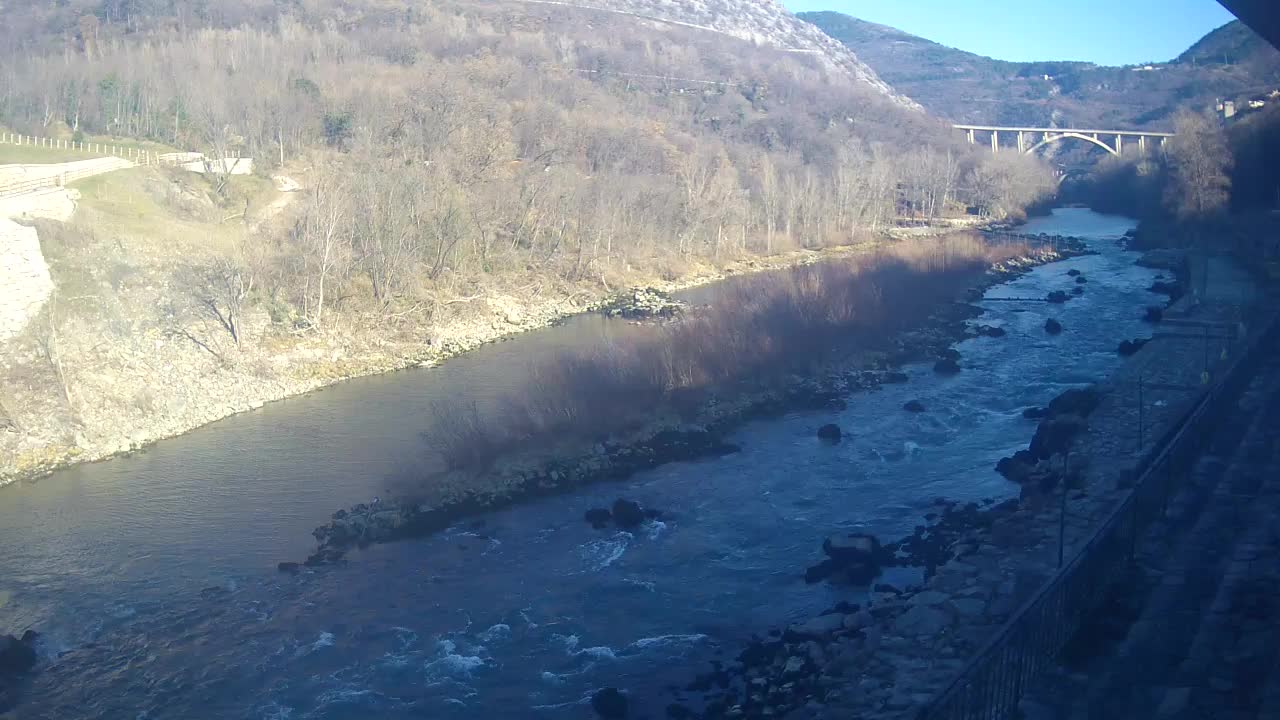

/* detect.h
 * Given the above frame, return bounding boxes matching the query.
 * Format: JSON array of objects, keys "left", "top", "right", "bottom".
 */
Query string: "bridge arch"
[{"left": 1025, "top": 132, "right": 1119, "bottom": 157}]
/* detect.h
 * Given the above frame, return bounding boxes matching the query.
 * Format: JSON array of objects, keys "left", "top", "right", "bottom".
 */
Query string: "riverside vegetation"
[{"left": 0, "top": 0, "right": 1058, "bottom": 484}]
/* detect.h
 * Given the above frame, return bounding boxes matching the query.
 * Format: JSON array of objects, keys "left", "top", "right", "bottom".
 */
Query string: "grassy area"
[
  {"left": 0, "top": 144, "right": 89, "bottom": 164},
  {"left": 65, "top": 166, "right": 280, "bottom": 265},
  {"left": 1, "top": 132, "right": 181, "bottom": 166}
]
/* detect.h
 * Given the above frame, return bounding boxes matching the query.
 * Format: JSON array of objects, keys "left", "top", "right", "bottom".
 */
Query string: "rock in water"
[
  {"left": 584, "top": 508, "right": 613, "bottom": 529},
  {"left": 1144, "top": 306, "right": 1164, "bottom": 323},
  {"left": 610, "top": 499, "right": 645, "bottom": 529},
  {"left": 1047, "top": 290, "right": 1070, "bottom": 304},
  {"left": 903, "top": 400, "right": 926, "bottom": 413},
  {"left": 821, "top": 533, "right": 884, "bottom": 585},
  {"left": 1072, "top": 286, "right": 1085, "bottom": 295},
  {"left": 599, "top": 288, "right": 683, "bottom": 320},
  {"left": 0, "top": 634, "right": 36, "bottom": 675},
  {"left": 1022, "top": 407, "right": 1050, "bottom": 420},
  {"left": 933, "top": 358, "right": 961, "bottom": 375},
  {"left": 277, "top": 562, "right": 300, "bottom": 574},
  {"left": 1044, "top": 318, "right": 1063, "bottom": 335},
  {"left": 804, "top": 558, "right": 841, "bottom": 584},
  {"left": 1075, "top": 275, "right": 1088, "bottom": 284},
  {"left": 1067, "top": 269, "right": 1081, "bottom": 276},
  {"left": 817, "top": 424, "right": 842, "bottom": 443},
  {"left": 592, "top": 687, "right": 628, "bottom": 719}
]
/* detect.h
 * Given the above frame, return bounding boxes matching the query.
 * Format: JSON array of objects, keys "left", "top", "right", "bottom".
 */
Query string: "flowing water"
[{"left": 0, "top": 209, "right": 1161, "bottom": 719}]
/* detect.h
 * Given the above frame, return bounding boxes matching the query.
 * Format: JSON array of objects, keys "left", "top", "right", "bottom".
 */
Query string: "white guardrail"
[{"left": 0, "top": 132, "right": 190, "bottom": 197}]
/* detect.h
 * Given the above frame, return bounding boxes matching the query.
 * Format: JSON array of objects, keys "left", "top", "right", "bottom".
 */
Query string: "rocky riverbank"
[
  {"left": 649, "top": 251, "right": 1269, "bottom": 720},
  {"left": 298, "top": 238, "right": 1087, "bottom": 567},
  {"left": 0, "top": 231, "right": 927, "bottom": 488}
]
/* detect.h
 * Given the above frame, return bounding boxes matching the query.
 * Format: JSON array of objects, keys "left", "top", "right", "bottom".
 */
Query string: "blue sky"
[{"left": 784, "top": 0, "right": 1238, "bottom": 66}]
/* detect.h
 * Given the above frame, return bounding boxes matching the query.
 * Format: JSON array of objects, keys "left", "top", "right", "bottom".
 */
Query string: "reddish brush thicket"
[{"left": 432, "top": 234, "right": 1029, "bottom": 471}]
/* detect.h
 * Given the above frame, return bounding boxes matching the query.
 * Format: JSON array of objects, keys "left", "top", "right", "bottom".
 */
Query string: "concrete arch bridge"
[{"left": 954, "top": 125, "right": 1175, "bottom": 156}]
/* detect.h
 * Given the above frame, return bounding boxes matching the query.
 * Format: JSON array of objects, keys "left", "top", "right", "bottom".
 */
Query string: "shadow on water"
[{"left": 0, "top": 209, "right": 1157, "bottom": 719}]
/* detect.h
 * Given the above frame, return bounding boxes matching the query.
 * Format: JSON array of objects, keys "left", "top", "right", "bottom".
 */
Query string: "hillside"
[
  {"left": 0, "top": 0, "right": 1055, "bottom": 482},
  {"left": 802, "top": 13, "right": 1280, "bottom": 129}
]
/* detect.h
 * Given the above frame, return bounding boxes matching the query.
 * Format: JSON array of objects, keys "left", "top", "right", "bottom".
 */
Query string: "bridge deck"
[{"left": 953, "top": 124, "right": 1175, "bottom": 137}]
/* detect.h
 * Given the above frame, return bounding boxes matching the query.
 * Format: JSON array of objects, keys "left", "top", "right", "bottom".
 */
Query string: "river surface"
[{"left": 0, "top": 209, "right": 1159, "bottom": 719}]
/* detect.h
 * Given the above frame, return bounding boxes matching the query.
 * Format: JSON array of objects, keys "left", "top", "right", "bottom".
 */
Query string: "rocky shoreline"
[
  {"left": 297, "top": 235, "right": 1088, "bottom": 568},
  {"left": 648, "top": 249, "right": 1275, "bottom": 720}
]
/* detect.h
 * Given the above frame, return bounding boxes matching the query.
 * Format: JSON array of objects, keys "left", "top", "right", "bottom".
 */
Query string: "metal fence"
[{"left": 915, "top": 306, "right": 1280, "bottom": 720}]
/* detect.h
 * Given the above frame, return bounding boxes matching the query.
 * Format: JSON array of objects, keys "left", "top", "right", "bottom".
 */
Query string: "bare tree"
[
  {"left": 1165, "top": 110, "right": 1233, "bottom": 219},
  {"left": 195, "top": 258, "right": 252, "bottom": 345},
  {"left": 293, "top": 172, "right": 353, "bottom": 329}
]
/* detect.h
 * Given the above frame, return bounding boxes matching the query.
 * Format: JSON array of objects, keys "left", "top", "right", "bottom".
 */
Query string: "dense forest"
[{"left": 0, "top": 0, "right": 1056, "bottom": 329}]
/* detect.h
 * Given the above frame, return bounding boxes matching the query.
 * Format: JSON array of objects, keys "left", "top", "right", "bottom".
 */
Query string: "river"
[{"left": 0, "top": 209, "right": 1160, "bottom": 719}]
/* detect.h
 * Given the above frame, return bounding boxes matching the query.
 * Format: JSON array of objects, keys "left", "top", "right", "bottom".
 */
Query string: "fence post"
[
  {"left": 1058, "top": 448, "right": 1070, "bottom": 569},
  {"left": 1137, "top": 376, "right": 1144, "bottom": 453}
]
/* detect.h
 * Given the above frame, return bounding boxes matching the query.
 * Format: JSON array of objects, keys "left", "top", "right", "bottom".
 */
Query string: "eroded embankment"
[{"left": 0, "top": 221, "right": 1001, "bottom": 488}]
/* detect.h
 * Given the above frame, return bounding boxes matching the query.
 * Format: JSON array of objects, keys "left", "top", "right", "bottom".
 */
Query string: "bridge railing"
[{"left": 914, "top": 304, "right": 1280, "bottom": 720}]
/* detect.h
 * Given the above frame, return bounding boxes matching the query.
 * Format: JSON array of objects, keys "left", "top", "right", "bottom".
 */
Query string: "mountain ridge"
[
  {"left": 801, "top": 12, "right": 1280, "bottom": 129},
  {"left": 517, "top": 0, "right": 922, "bottom": 109}
]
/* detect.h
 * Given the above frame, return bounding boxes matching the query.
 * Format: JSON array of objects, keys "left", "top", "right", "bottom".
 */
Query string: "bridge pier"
[
  {"left": 967, "top": 129, "right": 975, "bottom": 145},
  {"left": 1116, "top": 134, "right": 1123, "bottom": 155},
  {"left": 991, "top": 130, "right": 999, "bottom": 153},
  {"left": 1139, "top": 136, "right": 1147, "bottom": 155},
  {"left": 1017, "top": 131, "right": 1026, "bottom": 153}
]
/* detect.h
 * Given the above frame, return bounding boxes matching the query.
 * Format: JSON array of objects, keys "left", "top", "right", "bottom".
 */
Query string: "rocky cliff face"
[{"left": 528, "top": 0, "right": 921, "bottom": 109}]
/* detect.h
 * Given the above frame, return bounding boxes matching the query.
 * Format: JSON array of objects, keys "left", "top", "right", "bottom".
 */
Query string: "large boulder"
[
  {"left": 1044, "top": 318, "right": 1063, "bottom": 335},
  {"left": 1047, "top": 290, "right": 1070, "bottom": 304},
  {"left": 610, "top": 499, "right": 646, "bottom": 530},
  {"left": 817, "top": 424, "right": 843, "bottom": 443},
  {"left": 894, "top": 605, "right": 950, "bottom": 636},
  {"left": 1047, "top": 387, "right": 1103, "bottom": 418},
  {"left": 584, "top": 508, "right": 613, "bottom": 529},
  {"left": 996, "top": 451, "right": 1037, "bottom": 484},
  {"left": 592, "top": 688, "right": 629, "bottom": 719},
  {"left": 1029, "top": 414, "right": 1088, "bottom": 460},
  {"left": 820, "top": 533, "right": 884, "bottom": 585}
]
